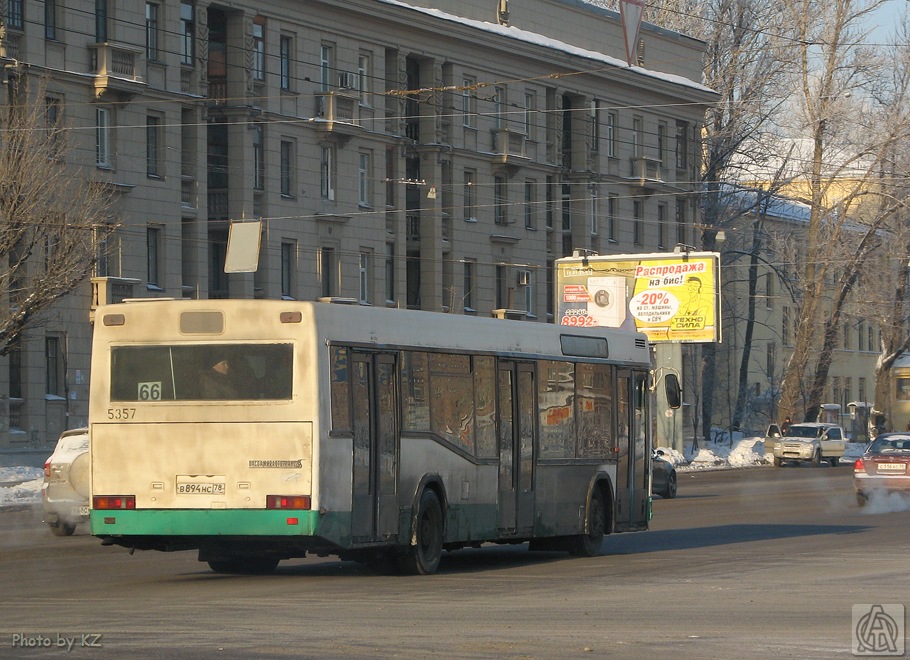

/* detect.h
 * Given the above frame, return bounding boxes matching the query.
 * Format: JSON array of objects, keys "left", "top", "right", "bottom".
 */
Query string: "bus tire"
[
  {"left": 398, "top": 489, "right": 444, "bottom": 575},
  {"left": 49, "top": 522, "right": 76, "bottom": 537},
  {"left": 572, "top": 489, "right": 606, "bottom": 557},
  {"left": 207, "top": 556, "right": 279, "bottom": 575}
]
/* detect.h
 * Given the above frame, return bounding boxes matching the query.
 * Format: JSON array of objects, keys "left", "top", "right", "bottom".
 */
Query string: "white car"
[
  {"left": 42, "top": 428, "right": 90, "bottom": 536},
  {"left": 772, "top": 422, "right": 846, "bottom": 467}
]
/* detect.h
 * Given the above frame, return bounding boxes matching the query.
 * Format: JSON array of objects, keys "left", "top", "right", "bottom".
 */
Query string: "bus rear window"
[{"left": 110, "top": 344, "right": 293, "bottom": 401}]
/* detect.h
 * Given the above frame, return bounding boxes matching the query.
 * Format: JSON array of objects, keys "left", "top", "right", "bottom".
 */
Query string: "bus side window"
[{"left": 330, "top": 347, "right": 351, "bottom": 433}]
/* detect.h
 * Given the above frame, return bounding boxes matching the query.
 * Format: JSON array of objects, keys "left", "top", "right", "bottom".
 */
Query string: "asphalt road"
[{"left": 1, "top": 464, "right": 907, "bottom": 658}]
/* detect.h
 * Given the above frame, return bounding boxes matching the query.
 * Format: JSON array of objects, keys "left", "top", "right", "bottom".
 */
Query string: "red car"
[{"left": 854, "top": 433, "right": 910, "bottom": 506}]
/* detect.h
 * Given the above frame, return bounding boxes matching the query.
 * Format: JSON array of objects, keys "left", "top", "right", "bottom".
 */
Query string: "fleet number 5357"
[{"left": 107, "top": 408, "right": 136, "bottom": 420}]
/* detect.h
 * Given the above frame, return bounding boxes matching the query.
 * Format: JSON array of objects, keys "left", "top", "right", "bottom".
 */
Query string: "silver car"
[{"left": 42, "top": 428, "right": 90, "bottom": 536}]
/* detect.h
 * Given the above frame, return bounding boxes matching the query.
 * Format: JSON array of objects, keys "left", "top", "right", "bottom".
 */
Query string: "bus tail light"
[
  {"left": 266, "top": 495, "right": 311, "bottom": 510},
  {"left": 93, "top": 495, "right": 136, "bottom": 510}
]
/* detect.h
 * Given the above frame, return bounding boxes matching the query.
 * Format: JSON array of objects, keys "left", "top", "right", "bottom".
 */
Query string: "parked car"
[
  {"left": 771, "top": 422, "right": 846, "bottom": 467},
  {"left": 854, "top": 432, "right": 910, "bottom": 506},
  {"left": 42, "top": 428, "right": 90, "bottom": 536},
  {"left": 652, "top": 449, "right": 677, "bottom": 499}
]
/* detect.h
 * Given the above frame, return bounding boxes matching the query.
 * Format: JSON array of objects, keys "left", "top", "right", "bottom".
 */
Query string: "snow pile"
[{"left": 0, "top": 466, "right": 43, "bottom": 508}]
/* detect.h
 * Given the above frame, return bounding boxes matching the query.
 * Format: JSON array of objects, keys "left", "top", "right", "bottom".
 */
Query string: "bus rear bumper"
[{"left": 90, "top": 508, "right": 319, "bottom": 537}]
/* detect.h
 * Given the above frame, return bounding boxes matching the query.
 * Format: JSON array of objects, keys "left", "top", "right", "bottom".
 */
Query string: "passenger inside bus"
[{"left": 199, "top": 357, "right": 240, "bottom": 399}]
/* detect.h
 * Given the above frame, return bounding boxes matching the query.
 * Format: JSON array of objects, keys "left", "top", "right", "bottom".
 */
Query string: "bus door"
[
  {"left": 497, "top": 360, "right": 536, "bottom": 535},
  {"left": 615, "top": 370, "right": 650, "bottom": 531},
  {"left": 350, "top": 351, "right": 399, "bottom": 544},
  {"left": 630, "top": 372, "right": 650, "bottom": 528}
]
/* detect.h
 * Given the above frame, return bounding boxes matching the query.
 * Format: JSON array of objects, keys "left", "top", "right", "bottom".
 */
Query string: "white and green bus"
[{"left": 89, "top": 299, "right": 678, "bottom": 574}]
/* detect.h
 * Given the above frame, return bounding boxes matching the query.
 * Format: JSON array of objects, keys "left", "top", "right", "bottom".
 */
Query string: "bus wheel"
[
  {"left": 399, "top": 489, "right": 444, "bottom": 575},
  {"left": 572, "top": 490, "right": 606, "bottom": 557},
  {"left": 207, "top": 557, "right": 279, "bottom": 575},
  {"left": 49, "top": 522, "right": 76, "bottom": 537}
]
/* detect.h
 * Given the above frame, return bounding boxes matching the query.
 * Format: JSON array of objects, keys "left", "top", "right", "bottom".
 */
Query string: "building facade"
[
  {"left": 0, "top": 0, "right": 715, "bottom": 449},
  {"left": 712, "top": 191, "right": 881, "bottom": 440}
]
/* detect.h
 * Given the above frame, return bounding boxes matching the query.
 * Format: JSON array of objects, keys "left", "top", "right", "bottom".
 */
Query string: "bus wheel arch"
[
  {"left": 572, "top": 477, "right": 612, "bottom": 557},
  {"left": 398, "top": 477, "right": 447, "bottom": 575}
]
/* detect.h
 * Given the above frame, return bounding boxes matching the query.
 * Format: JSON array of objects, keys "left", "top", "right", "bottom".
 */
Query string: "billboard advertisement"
[{"left": 555, "top": 252, "right": 721, "bottom": 344}]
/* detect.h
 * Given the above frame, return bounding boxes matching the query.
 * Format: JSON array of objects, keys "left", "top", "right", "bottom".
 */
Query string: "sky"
[
  {"left": 0, "top": 436, "right": 872, "bottom": 510},
  {"left": 867, "top": 0, "right": 905, "bottom": 46}
]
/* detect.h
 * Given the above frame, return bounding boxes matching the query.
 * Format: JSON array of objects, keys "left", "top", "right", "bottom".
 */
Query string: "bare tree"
[
  {"left": 776, "top": 0, "right": 908, "bottom": 422},
  {"left": 643, "top": 0, "right": 798, "bottom": 443},
  {"left": 0, "top": 74, "right": 116, "bottom": 357}
]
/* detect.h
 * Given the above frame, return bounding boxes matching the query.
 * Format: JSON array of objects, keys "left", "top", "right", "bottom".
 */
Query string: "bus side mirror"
[{"left": 665, "top": 373, "right": 682, "bottom": 409}]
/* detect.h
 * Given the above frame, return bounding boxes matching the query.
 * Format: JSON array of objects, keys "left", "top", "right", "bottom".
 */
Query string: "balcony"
[
  {"left": 88, "top": 42, "right": 146, "bottom": 100},
  {"left": 314, "top": 92, "right": 362, "bottom": 139},
  {"left": 630, "top": 156, "right": 663, "bottom": 184},
  {"left": 491, "top": 129, "right": 530, "bottom": 169}
]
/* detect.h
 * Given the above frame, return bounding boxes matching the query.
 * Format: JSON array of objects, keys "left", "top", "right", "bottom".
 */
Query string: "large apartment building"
[{"left": 0, "top": 0, "right": 715, "bottom": 449}]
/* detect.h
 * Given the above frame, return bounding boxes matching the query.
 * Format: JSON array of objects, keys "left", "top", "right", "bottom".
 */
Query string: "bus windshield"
[{"left": 110, "top": 343, "right": 293, "bottom": 401}]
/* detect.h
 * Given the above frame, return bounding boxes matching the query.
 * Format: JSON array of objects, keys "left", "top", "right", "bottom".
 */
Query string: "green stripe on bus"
[{"left": 90, "top": 509, "right": 319, "bottom": 536}]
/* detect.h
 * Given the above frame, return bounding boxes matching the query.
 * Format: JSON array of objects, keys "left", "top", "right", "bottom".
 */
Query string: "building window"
[
  {"left": 657, "top": 122, "right": 667, "bottom": 164},
  {"left": 868, "top": 325, "right": 875, "bottom": 352},
  {"left": 606, "top": 112, "right": 616, "bottom": 158},
  {"left": 280, "top": 140, "right": 294, "bottom": 197},
  {"left": 590, "top": 100, "right": 600, "bottom": 152},
  {"left": 95, "top": 0, "right": 107, "bottom": 42},
  {"left": 462, "top": 77, "right": 477, "bottom": 128},
  {"left": 358, "top": 152, "right": 371, "bottom": 206},
  {"left": 676, "top": 120, "right": 689, "bottom": 169},
  {"left": 147, "top": 226, "right": 161, "bottom": 288},
  {"left": 357, "top": 53, "right": 370, "bottom": 103},
  {"left": 280, "top": 241, "right": 295, "bottom": 299},
  {"left": 495, "top": 265, "right": 507, "bottom": 309},
  {"left": 321, "top": 146, "right": 335, "bottom": 200},
  {"left": 252, "top": 17, "right": 266, "bottom": 81},
  {"left": 590, "top": 190, "right": 599, "bottom": 236},
  {"left": 676, "top": 198, "right": 686, "bottom": 244},
  {"left": 608, "top": 195, "right": 618, "bottom": 242},
  {"left": 252, "top": 124, "right": 264, "bottom": 190},
  {"left": 180, "top": 1, "right": 195, "bottom": 65},
  {"left": 385, "top": 243, "right": 395, "bottom": 303},
  {"left": 46, "top": 336, "right": 64, "bottom": 397},
  {"left": 463, "top": 259, "right": 475, "bottom": 312},
  {"left": 545, "top": 177, "right": 554, "bottom": 230},
  {"left": 657, "top": 203, "right": 667, "bottom": 248},
  {"left": 279, "top": 35, "right": 292, "bottom": 90},
  {"left": 146, "top": 115, "right": 162, "bottom": 177},
  {"left": 146, "top": 3, "right": 160, "bottom": 61},
  {"left": 765, "top": 273, "right": 774, "bottom": 309},
  {"left": 8, "top": 0, "right": 24, "bottom": 31},
  {"left": 494, "top": 176, "right": 507, "bottom": 225},
  {"left": 524, "top": 271, "right": 535, "bottom": 317},
  {"left": 493, "top": 86, "right": 505, "bottom": 130},
  {"left": 96, "top": 107, "right": 111, "bottom": 167},
  {"left": 633, "top": 198, "right": 643, "bottom": 245},
  {"left": 524, "top": 91, "right": 536, "bottom": 139},
  {"left": 782, "top": 306, "right": 792, "bottom": 346},
  {"left": 359, "top": 252, "right": 370, "bottom": 303},
  {"left": 525, "top": 180, "right": 536, "bottom": 229},
  {"left": 45, "top": 0, "right": 57, "bottom": 39},
  {"left": 859, "top": 378, "right": 866, "bottom": 405},
  {"left": 767, "top": 342, "right": 776, "bottom": 380},
  {"left": 320, "top": 247, "right": 336, "bottom": 297},
  {"left": 320, "top": 44, "right": 334, "bottom": 91},
  {"left": 463, "top": 170, "right": 476, "bottom": 221},
  {"left": 632, "top": 116, "right": 643, "bottom": 158},
  {"left": 45, "top": 96, "right": 62, "bottom": 156}
]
